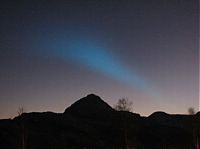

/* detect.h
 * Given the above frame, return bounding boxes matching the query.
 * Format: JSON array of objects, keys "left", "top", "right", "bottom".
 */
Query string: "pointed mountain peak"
[
  {"left": 83, "top": 93, "right": 102, "bottom": 102},
  {"left": 64, "top": 94, "right": 114, "bottom": 119},
  {"left": 86, "top": 93, "right": 100, "bottom": 98}
]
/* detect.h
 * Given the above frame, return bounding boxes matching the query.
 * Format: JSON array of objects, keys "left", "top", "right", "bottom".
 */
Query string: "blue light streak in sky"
[
  {"left": 56, "top": 38, "right": 147, "bottom": 90},
  {"left": 36, "top": 35, "right": 158, "bottom": 96}
]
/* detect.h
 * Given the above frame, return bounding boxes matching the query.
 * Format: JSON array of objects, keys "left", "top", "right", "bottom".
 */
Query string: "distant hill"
[
  {"left": 0, "top": 94, "right": 199, "bottom": 149},
  {"left": 64, "top": 94, "right": 115, "bottom": 120}
]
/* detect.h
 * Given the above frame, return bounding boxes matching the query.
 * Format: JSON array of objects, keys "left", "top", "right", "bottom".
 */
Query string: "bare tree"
[
  {"left": 114, "top": 98, "right": 133, "bottom": 149},
  {"left": 17, "top": 106, "right": 26, "bottom": 149},
  {"left": 188, "top": 107, "right": 196, "bottom": 115},
  {"left": 188, "top": 107, "right": 199, "bottom": 149},
  {"left": 114, "top": 98, "right": 133, "bottom": 112},
  {"left": 17, "top": 106, "right": 25, "bottom": 116}
]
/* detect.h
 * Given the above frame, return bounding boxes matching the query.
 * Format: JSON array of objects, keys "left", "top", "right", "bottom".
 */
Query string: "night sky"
[{"left": 0, "top": 0, "right": 199, "bottom": 118}]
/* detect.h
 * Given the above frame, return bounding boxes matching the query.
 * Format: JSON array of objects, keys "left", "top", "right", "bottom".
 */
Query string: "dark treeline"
[{"left": 0, "top": 94, "right": 199, "bottom": 149}]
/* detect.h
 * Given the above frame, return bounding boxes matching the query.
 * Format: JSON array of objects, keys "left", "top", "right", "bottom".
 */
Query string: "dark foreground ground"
[{"left": 0, "top": 94, "right": 199, "bottom": 149}]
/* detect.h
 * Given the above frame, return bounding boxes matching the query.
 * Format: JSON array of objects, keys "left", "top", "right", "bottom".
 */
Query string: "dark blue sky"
[{"left": 0, "top": 0, "right": 199, "bottom": 118}]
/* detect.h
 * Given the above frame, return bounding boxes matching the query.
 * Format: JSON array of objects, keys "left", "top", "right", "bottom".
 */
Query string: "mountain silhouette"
[
  {"left": 0, "top": 94, "right": 199, "bottom": 149},
  {"left": 64, "top": 94, "right": 115, "bottom": 120}
]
